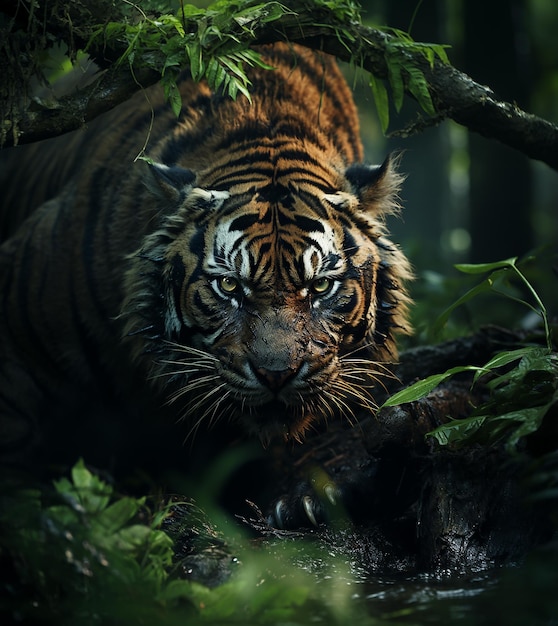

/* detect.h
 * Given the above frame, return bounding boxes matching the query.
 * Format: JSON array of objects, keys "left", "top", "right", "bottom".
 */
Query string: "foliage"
[
  {"left": 81, "top": 0, "right": 350, "bottom": 109},
  {"left": 381, "top": 257, "right": 557, "bottom": 452},
  {"left": 39, "top": 0, "right": 445, "bottom": 125},
  {"left": 1, "top": 0, "right": 451, "bottom": 140},
  {"left": 0, "top": 460, "right": 379, "bottom": 625},
  {"left": 89, "top": 1, "right": 293, "bottom": 107},
  {"left": 99, "top": 0, "right": 447, "bottom": 124},
  {"left": 433, "top": 257, "right": 552, "bottom": 348},
  {"left": 0, "top": 460, "right": 177, "bottom": 623},
  {"left": 369, "top": 27, "right": 449, "bottom": 133}
]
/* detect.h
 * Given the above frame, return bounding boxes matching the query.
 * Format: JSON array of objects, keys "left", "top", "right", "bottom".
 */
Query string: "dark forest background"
[
  {"left": 349, "top": 0, "right": 557, "bottom": 338},
  {"left": 359, "top": 0, "right": 557, "bottom": 260}
]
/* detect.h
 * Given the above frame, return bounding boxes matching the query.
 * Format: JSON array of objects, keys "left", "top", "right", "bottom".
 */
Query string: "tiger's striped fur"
[{"left": 0, "top": 43, "right": 411, "bottom": 464}]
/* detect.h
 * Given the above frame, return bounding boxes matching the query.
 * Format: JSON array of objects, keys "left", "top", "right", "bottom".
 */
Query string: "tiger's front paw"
[{"left": 267, "top": 472, "right": 343, "bottom": 530}]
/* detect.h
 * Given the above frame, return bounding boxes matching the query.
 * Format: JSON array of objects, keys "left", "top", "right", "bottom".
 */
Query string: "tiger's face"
[{"left": 123, "top": 158, "right": 410, "bottom": 443}]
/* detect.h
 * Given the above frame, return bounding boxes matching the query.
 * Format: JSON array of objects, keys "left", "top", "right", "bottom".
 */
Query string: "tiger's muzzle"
[{"left": 215, "top": 305, "right": 334, "bottom": 405}]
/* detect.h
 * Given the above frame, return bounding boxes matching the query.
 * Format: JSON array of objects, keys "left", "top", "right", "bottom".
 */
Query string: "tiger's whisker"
[
  {"left": 184, "top": 381, "right": 229, "bottom": 415},
  {"left": 150, "top": 366, "right": 213, "bottom": 381},
  {"left": 162, "top": 340, "right": 220, "bottom": 361},
  {"left": 167, "top": 375, "right": 221, "bottom": 405},
  {"left": 184, "top": 384, "right": 231, "bottom": 440},
  {"left": 322, "top": 388, "right": 356, "bottom": 425}
]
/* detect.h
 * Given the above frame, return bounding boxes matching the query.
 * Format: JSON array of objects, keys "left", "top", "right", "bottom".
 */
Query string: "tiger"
[{"left": 0, "top": 43, "right": 411, "bottom": 503}]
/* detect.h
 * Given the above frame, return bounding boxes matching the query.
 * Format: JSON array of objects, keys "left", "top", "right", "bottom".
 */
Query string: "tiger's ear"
[
  {"left": 145, "top": 162, "right": 197, "bottom": 203},
  {"left": 345, "top": 154, "right": 403, "bottom": 216}
]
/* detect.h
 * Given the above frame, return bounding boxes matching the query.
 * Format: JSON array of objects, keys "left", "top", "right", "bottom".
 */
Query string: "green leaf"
[
  {"left": 205, "top": 57, "right": 227, "bottom": 91},
  {"left": 386, "top": 53, "right": 404, "bottom": 112},
  {"left": 232, "top": 79, "right": 252, "bottom": 101},
  {"left": 369, "top": 73, "right": 389, "bottom": 133},
  {"left": 426, "top": 415, "right": 487, "bottom": 446},
  {"left": 96, "top": 497, "right": 144, "bottom": 535},
  {"left": 46, "top": 503, "right": 81, "bottom": 526},
  {"left": 432, "top": 44, "right": 450, "bottom": 64},
  {"left": 193, "top": 581, "right": 239, "bottom": 620},
  {"left": 180, "top": 5, "right": 206, "bottom": 20},
  {"left": 431, "top": 276, "right": 499, "bottom": 336},
  {"left": 186, "top": 41, "right": 204, "bottom": 82},
  {"left": 111, "top": 524, "right": 152, "bottom": 552},
  {"left": 226, "top": 76, "right": 239, "bottom": 99},
  {"left": 234, "top": 2, "right": 288, "bottom": 28},
  {"left": 422, "top": 47, "right": 434, "bottom": 67},
  {"left": 161, "top": 73, "right": 182, "bottom": 117},
  {"left": 425, "top": 345, "right": 557, "bottom": 449},
  {"left": 70, "top": 458, "right": 94, "bottom": 490},
  {"left": 494, "top": 405, "right": 551, "bottom": 451},
  {"left": 379, "top": 28, "right": 450, "bottom": 115},
  {"left": 249, "top": 580, "right": 309, "bottom": 617},
  {"left": 55, "top": 459, "right": 112, "bottom": 513},
  {"left": 236, "top": 48, "right": 275, "bottom": 70},
  {"left": 379, "top": 365, "right": 483, "bottom": 408},
  {"left": 219, "top": 55, "right": 249, "bottom": 80},
  {"left": 157, "top": 578, "right": 201, "bottom": 605},
  {"left": 472, "top": 347, "right": 543, "bottom": 384},
  {"left": 166, "top": 14, "right": 186, "bottom": 37},
  {"left": 405, "top": 65, "right": 436, "bottom": 116},
  {"left": 455, "top": 257, "right": 518, "bottom": 274}
]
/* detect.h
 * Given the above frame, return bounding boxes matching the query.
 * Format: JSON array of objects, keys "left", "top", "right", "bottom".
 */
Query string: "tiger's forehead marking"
[{"left": 207, "top": 198, "right": 345, "bottom": 286}]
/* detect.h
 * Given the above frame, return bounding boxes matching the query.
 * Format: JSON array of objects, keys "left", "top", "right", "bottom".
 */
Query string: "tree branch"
[
  {"left": 4, "top": 66, "right": 160, "bottom": 145},
  {"left": 267, "top": 20, "right": 558, "bottom": 171},
  {"left": 2, "top": 6, "right": 558, "bottom": 172}
]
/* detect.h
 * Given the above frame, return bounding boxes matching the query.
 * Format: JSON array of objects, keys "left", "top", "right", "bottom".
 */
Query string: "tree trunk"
[
  {"left": 383, "top": 0, "right": 452, "bottom": 268},
  {"left": 462, "top": 0, "right": 534, "bottom": 262}
]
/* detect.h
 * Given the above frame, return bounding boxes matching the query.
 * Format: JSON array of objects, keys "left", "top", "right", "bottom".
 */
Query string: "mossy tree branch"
[
  {"left": 292, "top": 22, "right": 558, "bottom": 171},
  {"left": 2, "top": 2, "right": 558, "bottom": 172}
]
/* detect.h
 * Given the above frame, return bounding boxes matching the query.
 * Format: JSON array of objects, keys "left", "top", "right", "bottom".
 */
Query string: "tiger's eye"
[
  {"left": 311, "top": 277, "right": 333, "bottom": 295},
  {"left": 218, "top": 276, "right": 240, "bottom": 294}
]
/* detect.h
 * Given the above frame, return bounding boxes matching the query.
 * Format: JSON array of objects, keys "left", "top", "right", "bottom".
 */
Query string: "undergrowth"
[
  {"left": 381, "top": 256, "right": 557, "bottom": 452},
  {"left": 0, "top": 461, "right": 374, "bottom": 625}
]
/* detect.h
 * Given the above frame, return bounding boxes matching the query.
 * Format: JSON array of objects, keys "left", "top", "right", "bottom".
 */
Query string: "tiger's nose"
[{"left": 251, "top": 363, "right": 299, "bottom": 392}]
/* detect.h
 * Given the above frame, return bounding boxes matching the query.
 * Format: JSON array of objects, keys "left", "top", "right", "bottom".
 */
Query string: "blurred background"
[{"left": 349, "top": 0, "right": 558, "bottom": 341}]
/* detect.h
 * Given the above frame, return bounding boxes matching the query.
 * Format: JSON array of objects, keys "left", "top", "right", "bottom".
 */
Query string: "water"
[
  {"left": 283, "top": 537, "right": 558, "bottom": 625},
  {"left": 360, "top": 571, "right": 499, "bottom": 624},
  {"left": 355, "top": 549, "right": 558, "bottom": 625}
]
